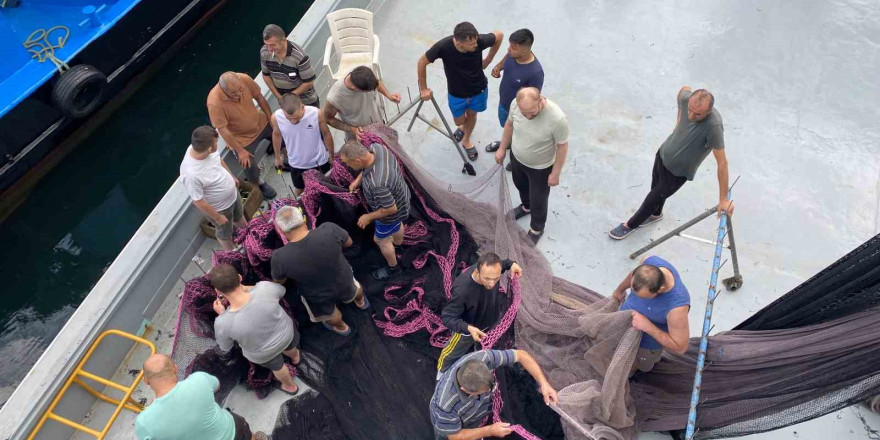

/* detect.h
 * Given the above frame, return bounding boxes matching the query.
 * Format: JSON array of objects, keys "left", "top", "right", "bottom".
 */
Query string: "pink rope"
[
  {"left": 373, "top": 279, "right": 451, "bottom": 347},
  {"left": 402, "top": 220, "right": 428, "bottom": 245},
  {"left": 300, "top": 163, "right": 364, "bottom": 228}
]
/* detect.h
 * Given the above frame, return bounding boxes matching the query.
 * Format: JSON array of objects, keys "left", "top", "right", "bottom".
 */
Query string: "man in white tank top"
[{"left": 270, "top": 93, "right": 335, "bottom": 196}]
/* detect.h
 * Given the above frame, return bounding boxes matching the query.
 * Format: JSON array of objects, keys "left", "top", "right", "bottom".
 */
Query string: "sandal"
[
  {"left": 465, "top": 147, "right": 478, "bottom": 161},
  {"left": 485, "top": 141, "right": 501, "bottom": 152},
  {"left": 512, "top": 205, "right": 531, "bottom": 220},
  {"left": 355, "top": 294, "right": 371, "bottom": 311},
  {"left": 274, "top": 381, "right": 299, "bottom": 395},
  {"left": 322, "top": 321, "right": 352, "bottom": 336},
  {"left": 453, "top": 128, "right": 464, "bottom": 141}
]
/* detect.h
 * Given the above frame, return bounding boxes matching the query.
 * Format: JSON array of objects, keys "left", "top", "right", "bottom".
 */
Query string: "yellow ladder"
[{"left": 27, "top": 329, "right": 157, "bottom": 439}]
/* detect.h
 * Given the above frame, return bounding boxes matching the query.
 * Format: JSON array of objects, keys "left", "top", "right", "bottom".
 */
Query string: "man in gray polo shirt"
[
  {"left": 609, "top": 87, "right": 734, "bottom": 240},
  {"left": 260, "top": 24, "right": 319, "bottom": 107}
]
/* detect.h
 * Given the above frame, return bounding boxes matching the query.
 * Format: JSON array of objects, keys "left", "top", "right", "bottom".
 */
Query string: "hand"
[
  {"left": 491, "top": 64, "right": 502, "bottom": 78},
  {"left": 487, "top": 422, "right": 513, "bottom": 438},
  {"left": 274, "top": 156, "right": 283, "bottom": 170},
  {"left": 236, "top": 149, "right": 252, "bottom": 168},
  {"left": 494, "top": 149, "right": 506, "bottom": 165},
  {"left": 419, "top": 88, "right": 432, "bottom": 101},
  {"left": 717, "top": 199, "right": 735, "bottom": 218},
  {"left": 214, "top": 215, "right": 229, "bottom": 226},
  {"left": 387, "top": 93, "right": 402, "bottom": 104},
  {"left": 467, "top": 325, "right": 487, "bottom": 343},
  {"left": 548, "top": 172, "right": 560, "bottom": 187},
  {"left": 352, "top": 126, "right": 364, "bottom": 141},
  {"left": 357, "top": 214, "right": 371, "bottom": 229},
  {"left": 233, "top": 177, "right": 240, "bottom": 188},
  {"left": 631, "top": 311, "right": 654, "bottom": 333},
  {"left": 273, "top": 92, "right": 283, "bottom": 102},
  {"left": 612, "top": 289, "right": 626, "bottom": 304},
  {"left": 540, "top": 381, "right": 559, "bottom": 405},
  {"left": 212, "top": 299, "right": 226, "bottom": 315},
  {"left": 482, "top": 57, "right": 492, "bottom": 69},
  {"left": 349, "top": 179, "right": 361, "bottom": 194},
  {"left": 509, "top": 262, "right": 523, "bottom": 279}
]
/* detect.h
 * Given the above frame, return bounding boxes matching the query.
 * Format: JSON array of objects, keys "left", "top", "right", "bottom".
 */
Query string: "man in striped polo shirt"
[
  {"left": 430, "top": 349, "right": 557, "bottom": 440},
  {"left": 260, "top": 24, "right": 319, "bottom": 108},
  {"left": 339, "top": 140, "right": 410, "bottom": 281}
]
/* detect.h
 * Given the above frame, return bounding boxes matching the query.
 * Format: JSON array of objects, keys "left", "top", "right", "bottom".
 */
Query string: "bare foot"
[
  {"left": 333, "top": 322, "right": 350, "bottom": 334},
  {"left": 281, "top": 383, "right": 298, "bottom": 394},
  {"left": 354, "top": 295, "right": 365, "bottom": 309}
]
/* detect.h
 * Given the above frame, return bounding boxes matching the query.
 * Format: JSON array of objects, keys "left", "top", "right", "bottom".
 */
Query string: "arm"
[
  {"left": 494, "top": 118, "right": 514, "bottom": 164},
  {"left": 360, "top": 204, "right": 398, "bottom": 223},
  {"left": 193, "top": 199, "right": 225, "bottom": 224},
  {"left": 263, "top": 74, "right": 283, "bottom": 101},
  {"left": 343, "top": 236, "right": 353, "bottom": 248},
  {"left": 292, "top": 50, "right": 318, "bottom": 98},
  {"left": 417, "top": 54, "right": 433, "bottom": 100},
  {"left": 377, "top": 80, "right": 401, "bottom": 104},
  {"left": 318, "top": 111, "right": 335, "bottom": 157},
  {"left": 270, "top": 113, "right": 284, "bottom": 168},
  {"left": 348, "top": 171, "right": 363, "bottom": 193},
  {"left": 612, "top": 256, "right": 647, "bottom": 303},
  {"left": 501, "top": 259, "right": 522, "bottom": 279},
  {"left": 547, "top": 142, "right": 568, "bottom": 186},
  {"left": 449, "top": 425, "right": 509, "bottom": 440},
  {"left": 491, "top": 53, "right": 508, "bottom": 78},
  {"left": 675, "top": 86, "right": 691, "bottom": 129},
  {"left": 270, "top": 256, "right": 287, "bottom": 284},
  {"left": 633, "top": 306, "right": 690, "bottom": 354},
  {"left": 255, "top": 91, "right": 272, "bottom": 120},
  {"left": 514, "top": 350, "right": 558, "bottom": 405},
  {"left": 323, "top": 102, "right": 358, "bottom": 135},
  {"left": 219, "top": 157, "right": 239, "bottom": 187},
  {"left": 441, "top": 287, "right": 471, "bottom": 334},
  {"left": 713, "top": 148, "right": 734, "bottom": 216},
  {"left": 291, "top": 80, "right": 315, "bottom": 97},
  {"left": 482, "top": 31, "right": 504, "bottom": 69}
]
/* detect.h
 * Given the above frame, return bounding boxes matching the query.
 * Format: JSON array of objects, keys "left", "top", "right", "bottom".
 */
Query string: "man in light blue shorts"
[{"left": 418, "top": 22, "right": 503, "bottom": 161}]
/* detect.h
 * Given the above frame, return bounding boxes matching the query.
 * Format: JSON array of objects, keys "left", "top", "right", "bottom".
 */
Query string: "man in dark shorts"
[
  {"left": 270, "top": 93, "right": 334, "bottom": 197},
  {"left": 610, "top": 87, "right": 734, "bottom": 239},
  {"left": 136, "top": 354, "right": 267, "bottom": 440},
  {"left": 611, "top": 255, "right": 691, "bottom": 374},
  {"left": 339, "top": 140, "right": 411, "bottom": 281},
  {"left": 271, "top": 206, "right": 369, "bottom": 336},
  {"left": 418, "top": 22, "right": 503, "bottom": 161},
  {"left": 260, "top": 24, "right": 319, "bottom": 108},
  {"left": 437, "top": 252, "right": 522, "bottom": 377},
  {"left": 210, "top": 264, "right": 300, "bottom": 395}
]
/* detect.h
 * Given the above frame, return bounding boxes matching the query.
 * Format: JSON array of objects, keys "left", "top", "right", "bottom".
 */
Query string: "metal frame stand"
[{"left": 386, "top": 92, "right": 476, "bottom": 176}]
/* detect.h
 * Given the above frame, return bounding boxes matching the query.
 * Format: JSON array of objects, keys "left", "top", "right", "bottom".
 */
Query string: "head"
[
  {"left": 280, "top": 93, "right": 305, "bottom": 123},
  {"left": 262, "top": 24, "right": 288, "bottom": 57},
  {"left": 631, "top": 264, "right": 665, "bottom": 298},
  {"left": 339, "top": 140, "right": 372, "bottom": 170},
  {"left": 218, "top": 72, "right": 244, "bottom": 101},
  {"left": 456, "top": 359, "right": 495, "bottom": 396},
  {"left": 349, "top": 66, "right": 379, "bottom": 92},
  {"left": 687, "top": 89, "right": 714, "bottom": 122},
  {"left": 142, "top": 354, "right": 178, "bottom": 389},
  {"left": 515, "top": 87, "right": 544, "bottom": 119},
  {"left": 507, "top": 28, "right": 534, "bottom": 60},
  {"left": 209, "top": 263, "right": 242, "bottom": 297},
  {"left": 472, "top": 252, "right": 503, "bottom": 290},
  {"left": 452, "top": 22, "right": 479, "bottom": 53},
  {"left": 190, "top": 125, "right": 218, "bottom": 154},
  {"left": 275, "top": 205, "right": 306, "bottom": 235}
]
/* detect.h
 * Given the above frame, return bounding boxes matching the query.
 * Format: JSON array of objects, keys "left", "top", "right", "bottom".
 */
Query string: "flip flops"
[
  {"left": 274, "top": 382, "right": 299, "bottom": 396},
  {"left": 322, "top": 321, "right": 352, "bottom": 336},
  {"left": 485, "top": 141, "right": 501, "bottom": 152},
  {"left": 355, "top": 294, "right": 371, "bottom": 311},
  {"left": 465, "top": 147, "right": 478, "bottom": 161}
]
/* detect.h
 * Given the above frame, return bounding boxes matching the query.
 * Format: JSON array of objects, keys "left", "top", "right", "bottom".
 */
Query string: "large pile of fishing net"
[{"left": 171, "top": 124, "right": 880, "bottom": 440}]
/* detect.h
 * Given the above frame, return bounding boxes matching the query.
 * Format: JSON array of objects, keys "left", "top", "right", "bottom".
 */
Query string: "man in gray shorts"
[
  {"left": 271, "top": 206, "right": 369, "bottom": 337},
  {"left": 180, "top": 126, "right": 246, "bottom": 250},
  {"left": 210, "top": 264, "right": 301, "bottom": 395}
]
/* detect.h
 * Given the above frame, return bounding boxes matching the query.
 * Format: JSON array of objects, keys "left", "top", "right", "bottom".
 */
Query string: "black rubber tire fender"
[{"left": 51, "top": 64, "right": 108, "bottom": 119}]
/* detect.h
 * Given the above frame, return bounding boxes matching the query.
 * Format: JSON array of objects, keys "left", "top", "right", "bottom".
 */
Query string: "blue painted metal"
[
  {"left": 0, "top": 0, "right": 143, "bottom": 117},
  {"left": 684, "top": 191, "right": 733, "bottom": 440}
]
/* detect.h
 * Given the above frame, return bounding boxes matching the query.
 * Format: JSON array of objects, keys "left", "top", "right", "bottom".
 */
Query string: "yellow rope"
[{"left": 23, "top": 26, "right": 71, "bottom": 73}]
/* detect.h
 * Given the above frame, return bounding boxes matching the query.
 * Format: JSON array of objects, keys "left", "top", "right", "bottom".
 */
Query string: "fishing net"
[{"left": 170, "top": 123, "right": 880, "bottom": 439}]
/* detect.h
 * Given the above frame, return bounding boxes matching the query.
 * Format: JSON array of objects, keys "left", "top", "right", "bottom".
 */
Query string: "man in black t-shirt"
[
  {"left": 437, "top": 252, "right": 523, "bottom": 376},
  {"left": 417, "top": 22, "right": 503, "bottom": 161},
  {"left": 270, "top": 206, "right": 369, "bottom": 337}
]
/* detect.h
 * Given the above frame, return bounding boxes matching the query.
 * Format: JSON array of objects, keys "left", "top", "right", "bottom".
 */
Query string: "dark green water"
[{"left": 0, "top": 0, "right": 310, "bottom": 406}]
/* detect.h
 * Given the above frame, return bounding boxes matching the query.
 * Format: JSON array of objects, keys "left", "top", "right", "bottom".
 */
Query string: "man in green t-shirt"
[{"left": 135, "top": 354, "right": 267, "bottom": 440}]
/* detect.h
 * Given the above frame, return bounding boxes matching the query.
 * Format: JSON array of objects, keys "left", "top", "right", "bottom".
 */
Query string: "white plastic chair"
[{"left": 323, "top": 8, "right": 382, "bottom": 82}]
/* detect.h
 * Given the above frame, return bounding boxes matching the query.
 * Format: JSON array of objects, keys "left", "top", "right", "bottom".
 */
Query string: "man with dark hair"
[
  {"left": 339, "top": 140, "right": 411, "bottom": 280},
  {"left": 611, "top": 255, "right": 691, "bottom": 374},
  {"left": 487, "top": 28, "right": 544, "bottom": 164},
  {"left": 207, "top": 72, "right": 277, "bottom": 199},
  {"left": 610, "top": 86, "right": 733, "bottom": 239},
  {"left": 271, "top": 206, "right": 369, "bottom": 336},
  {"left": 260, "top": 24, "right": 319, "bottom": 107},
  {"left": 210, "top": 264, "right": 301, "bottom": 395},
  {"left": 418, "top": 22, "right": 504, "bottom": 160},
  {"left": 437, "top": 252, "right": 522, "bottom": 375},
  {"left": 324, "top": 66, "right": 401, "bottom": 141},
  {"left": 180, "top": 126, "right": 245, "bottom": 251},
  {"left": 269, "top": 93, "right": 334, "bottom": 196},
  {"left": 136, "top": 354, "right": 268, "bottom": 440},
  {"left": 430, "top": 349, "right": 557, "bottom": 440}
]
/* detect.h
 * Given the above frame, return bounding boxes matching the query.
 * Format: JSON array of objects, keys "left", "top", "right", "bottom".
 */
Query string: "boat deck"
[{"left": 76, "top": 0, "right": 880, "bottom": 438}]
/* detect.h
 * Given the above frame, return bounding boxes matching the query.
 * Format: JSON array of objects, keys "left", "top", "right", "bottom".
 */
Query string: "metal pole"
[
  {"left": 385, "top": 98, "right": 422, "bottom": 126},
  {"left": 628, "top": 205, "right": 717, "bottom": 259},
  {"left": 721, "top": 213, "right": 744, "bottom": 290},
  {"left": 428, "top": 95, "right": 471, "bottom": 166},
  {"left": 684, "top": 190, "right": 733, "bottom": 440},
  {"left": 406, "top": 99, "right": 425, "bottom": 133}
]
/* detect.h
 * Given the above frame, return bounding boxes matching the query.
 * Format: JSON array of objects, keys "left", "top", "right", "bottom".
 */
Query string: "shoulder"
[
  {"left": 429, "top": 36, "right": 453, "bottom": 52},
  {"left": 206, "top": 86, "right": 222, "bottom": 104},
  {"left": 708, "top": 108, "right": 723, "bottom": 126},
  {"left": 259, "top": 45, "right": 271, "bottom": 60},
  {"left": 255, "top": 280, "right": 284, "bottom": 293},
  {"left": 545, "top": 99, "right": 566, "bottom": 118},
  {"left": 288, "top": 41, "right": 308, "bottom": 59}
]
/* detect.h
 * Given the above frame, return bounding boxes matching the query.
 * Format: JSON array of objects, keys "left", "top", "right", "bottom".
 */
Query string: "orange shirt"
[{"left": 207, "top": 73, "right": 269, "bottom": 149}]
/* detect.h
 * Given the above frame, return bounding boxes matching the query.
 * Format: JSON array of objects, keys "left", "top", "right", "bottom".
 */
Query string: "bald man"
[
  {"left": 494, "top": 87, "right": 569, "bottom": 244},
  {"left": 135, "top": 354, "right": 267, "bottom": 440},
  {"left": 610, "top": 87, "right": 733, "bottom": 240},
  {"left": 207, "top": 71, "right": 277, "bottom": 199}
]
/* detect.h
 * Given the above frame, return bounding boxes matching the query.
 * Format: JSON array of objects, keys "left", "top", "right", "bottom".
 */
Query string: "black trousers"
[
  {"left": 510, "top": 151, "right": 553, "bottom": 232},
  {"left": 627, "top": 151, "right": 687, "bottom": 228},
  {"left": 436, "top": 333, "right": 476, "bottom": 375}
]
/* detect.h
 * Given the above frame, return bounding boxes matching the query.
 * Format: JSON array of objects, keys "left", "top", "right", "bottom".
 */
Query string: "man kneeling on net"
[
  {"left": 430, "top": 349, "right": 557, "bottom": 439},
  {"left": 210, "top": 263, "right": 301, "bottom": 395},
  {"left": 611, "top": 255, "right": 691, "bottom": 374}
]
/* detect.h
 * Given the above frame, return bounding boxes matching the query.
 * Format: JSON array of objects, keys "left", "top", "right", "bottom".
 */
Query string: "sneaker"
[
  {"left": 259, "top": 183, "right": 277, "bottom": 199},
  {"left": 505, "top": 162, "right": 512, "bottom": 172},
  {"left": 512, "top": 205, "right": 531, "bottom": 220},
  {"left": 640, "top": 213, "right": 663, "bottom": 227},
  {"left": 372, "top": 264, "right": 401, "bottom": 281},
  {"left": 609, "top": 223, "right": 635, "bottom": 240},
  {"left": 527, "top": 229, "right": 544, "bottom": 244},
  {"left": 485, "top": 141, "right": 501, "bottom": 152}
]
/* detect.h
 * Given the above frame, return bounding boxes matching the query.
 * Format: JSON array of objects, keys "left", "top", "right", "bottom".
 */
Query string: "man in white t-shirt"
[
  {"left": 181, "top": 126, "right": 246, "bottom": 250},
  {"left": 270, "top": 93, "right": 334, "bottom": 197},
  {"left": 494, "top": 87, "right": 569, "bottom": 244}
]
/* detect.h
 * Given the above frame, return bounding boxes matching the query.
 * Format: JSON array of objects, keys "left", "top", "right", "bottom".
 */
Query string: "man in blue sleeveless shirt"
[{"left": 612, "top": 256, "right": 691, "bottom": 374}]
